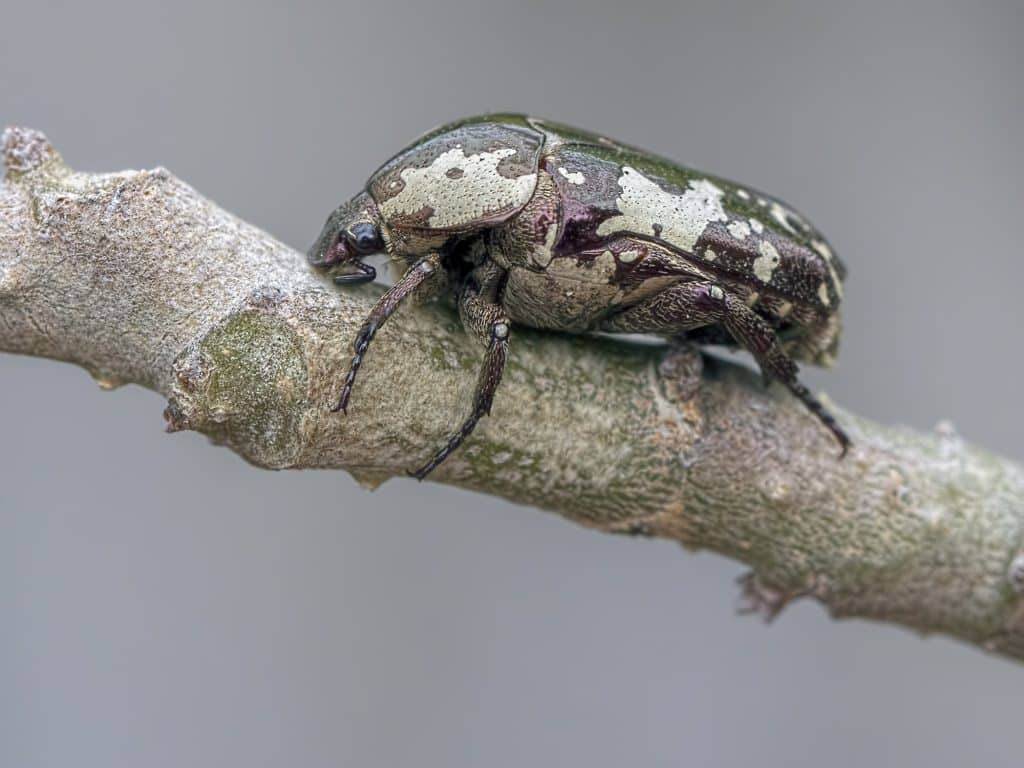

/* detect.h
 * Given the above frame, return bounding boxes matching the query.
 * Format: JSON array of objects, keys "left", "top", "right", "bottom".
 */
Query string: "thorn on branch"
[{"left": 736, "top": 571, "right": 809, "bottom": 623}]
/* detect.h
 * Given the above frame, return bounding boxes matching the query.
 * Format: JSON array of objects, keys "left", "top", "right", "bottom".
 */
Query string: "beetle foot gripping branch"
[{"left": 308, "top": 114, "right": 850, "bottom": 476}]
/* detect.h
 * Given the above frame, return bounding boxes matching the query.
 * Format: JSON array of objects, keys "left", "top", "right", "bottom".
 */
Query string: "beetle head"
[{"left": 307, "top": 192, "right": 385, "bottom": 285}]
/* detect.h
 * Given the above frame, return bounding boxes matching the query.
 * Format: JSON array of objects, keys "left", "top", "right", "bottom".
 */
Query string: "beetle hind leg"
[
  {"left": 716, "top": 292, "right": 850, "bottom": 455},
  {"left": 603, "top": 280, "right": 850, "bottom": 455},
  {"left": 775, "top": 377, "right": 849, "bottom": 455}
]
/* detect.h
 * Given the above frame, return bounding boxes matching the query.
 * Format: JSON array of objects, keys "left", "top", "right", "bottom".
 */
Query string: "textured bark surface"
[{"left": 3, "top": 126, "right": 1023, "bottom": 662}]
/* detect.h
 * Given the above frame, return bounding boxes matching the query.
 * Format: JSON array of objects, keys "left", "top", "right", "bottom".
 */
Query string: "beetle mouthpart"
[
  {"left": 333, "top": 262, "right": 377, "bottom": 286},
  {"left": 307, "top": 245, "right": 338, "bottom": 268},
  {"left": 308, "top": 234, "right": 353, "bottom": 268},
  {"left": 307, "top": 248, "right": 329, "bottom": 267}
]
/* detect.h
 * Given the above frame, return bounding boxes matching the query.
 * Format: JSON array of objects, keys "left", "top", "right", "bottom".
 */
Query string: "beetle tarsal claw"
[{"left": 333, "top": 262, "right": 377, "bottom": 285}]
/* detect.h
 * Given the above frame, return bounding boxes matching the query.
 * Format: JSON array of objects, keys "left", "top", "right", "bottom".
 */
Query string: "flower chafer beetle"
[{"left": 309, "top": 114, "right": 848, "bottom": 478}]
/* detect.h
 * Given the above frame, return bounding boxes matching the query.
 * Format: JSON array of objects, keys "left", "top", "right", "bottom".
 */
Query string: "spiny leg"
[
  {"left": 715, "top": 290, "right": 850, "bottom": 455},
  {"left": 604, "top": 280, "right": 850, "bottom": 455},
  {"left": 333, "top": 254, "right": 443, "bottom": 413},
  {"left": 409, "top": 321, "right": 508, "bottom": 479},
  {"left": 410, "top": 264, "right": 510, "bottom": 479}
]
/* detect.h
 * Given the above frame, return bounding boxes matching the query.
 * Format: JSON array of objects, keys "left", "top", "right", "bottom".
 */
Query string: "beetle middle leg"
[
  {"left": 334, "top": 253, "right": 445, "bottom": 413},
  {"left": 410, "top": 263, "right": 511, "bottom": 480},
  {"left": 603, "top": 280, "right": 850, "bottom": 454}
]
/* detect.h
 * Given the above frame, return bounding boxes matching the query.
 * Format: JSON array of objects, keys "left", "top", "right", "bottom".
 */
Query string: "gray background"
[{"left": 2, "top": 1, "right": 1022, "bottom": 766}]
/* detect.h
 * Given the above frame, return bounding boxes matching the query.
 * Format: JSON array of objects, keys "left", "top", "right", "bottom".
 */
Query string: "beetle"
[{"left": 308, "top": 114, "right": 849, "bottom": 478}]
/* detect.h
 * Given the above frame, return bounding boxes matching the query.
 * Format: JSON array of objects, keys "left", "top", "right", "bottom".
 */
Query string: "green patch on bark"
[{"left": 198, "top": 310, "right": 309, "bottom": 468}]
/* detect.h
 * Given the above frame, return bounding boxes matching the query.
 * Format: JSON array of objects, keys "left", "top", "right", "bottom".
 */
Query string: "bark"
[{"left": 3, "top": 126, "right": 1022, "bottom": 662}]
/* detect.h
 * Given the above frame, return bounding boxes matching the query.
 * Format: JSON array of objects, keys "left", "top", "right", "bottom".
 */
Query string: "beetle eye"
[{"left": 347, "top": 222, "right": 382, "bottom": 255}]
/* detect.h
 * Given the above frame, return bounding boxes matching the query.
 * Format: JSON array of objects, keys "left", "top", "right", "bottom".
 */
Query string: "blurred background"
[{"left": 2, "top": 1, "right": 1022, "bottom": 766}]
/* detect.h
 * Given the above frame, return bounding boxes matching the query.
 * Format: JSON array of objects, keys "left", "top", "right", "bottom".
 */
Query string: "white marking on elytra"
[
  {"left": 828, "top": 266, "right": 843, "bottom": 300},
  {"left": 709, "top": 284, "right": 725, "bottom": 301},
  {"left": 767, "top": 200, "right": 809, "bottom": 235},
  {"left": 618, "top": 249, "right": 641, "bottom": 263},
  {"left": 380, "top": 145, "right": 536, "bottom": 229},
  {"left": 596, "top": 167, "right": 728, "bottom": 253},
  {"left": 558, "top": 166, "right": 585, "bottom": 185},
  {"left": 531, "top": 217, "right": 559, "bottom": 268},
  {"left": 777, "top": 300, "right": 794, "bottom": 318},
  {"left": 752, "top": 240, "right": 782, "bottom": 283},
  {"left": 818, "top": 281, "right": 831, "bottom": 305},
  {"left": 704, "top": 248, "right": 718, "bottom": 261},
  {"left": 748, "top": 218, "right": 764, "bottom": 234},
  {"left": 811, "top": 238, "right": 844, "bottom": 300},
  {"left": 811, "top": 238, "right": 833, "bottom": 260},
  {"left": 746, "top": 291, "right": 760, "bottom": 307},
  {"left": 736, "top": 189, "right": 751, "bottom": 201},
  {"left": 727, "top": 220, "right": 751, "bottom": 241}
]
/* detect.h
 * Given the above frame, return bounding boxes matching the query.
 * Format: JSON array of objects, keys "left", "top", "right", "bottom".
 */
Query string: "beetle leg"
[
  {"left": 410, "top": 264, "right": 510, "bottom": 480},
  {"left": 717, "top": 293, "right": 850, "bottom": 456},
  {"left": 605, "top": 280, "right": 850, "bottom": 455},
  {"left": 333, "top": 253, "right": 443, "bottom": 414}
]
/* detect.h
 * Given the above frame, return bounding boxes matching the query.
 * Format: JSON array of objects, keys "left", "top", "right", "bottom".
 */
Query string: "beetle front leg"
[
  {"left": 410, "top": 264, "right": 510, "bottom": 480},
  {"left": 605, "top": 280, "right": 850, "bottom": 455},
  {"left": 334, "top": 253, "right": 444, "bottom": 414}
]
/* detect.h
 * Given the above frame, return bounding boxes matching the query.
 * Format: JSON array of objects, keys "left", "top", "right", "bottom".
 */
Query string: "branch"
[{"left": 3, "top": 126, "right": 1023, "bottom": 662}]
